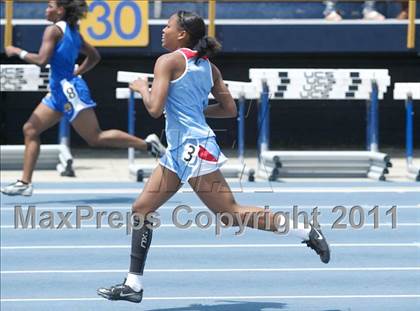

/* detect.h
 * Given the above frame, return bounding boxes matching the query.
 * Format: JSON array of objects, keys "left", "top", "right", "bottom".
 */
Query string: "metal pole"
[
  {"left": 259, "top": 80, "right": 270, "bottom": 153},
  {"left": 407, "top": 0, "right": 417, "bottom": 49},
  {"left": 128, "top": 90, "right": 136, "bottom": 164},
  {"left": 366, "top": 99, "right": 371, "bottom": 150},
  {"left": 406, "top": 95, "right": 414, "bottom": 165},
  {"left": 58, "top": 118, "right": 70, "bottom": 147},
  {"left": 238, "top": 94, "right": 245, "bottom": 163},
  {"left": 208, "top": 0, "right": 216, "bottom": 37},
  {"left": 4, "top": 0, "right": 14, "bottom": 48},
  {"left": 369, "top": 80, "right": 379, "bottom": 152}
]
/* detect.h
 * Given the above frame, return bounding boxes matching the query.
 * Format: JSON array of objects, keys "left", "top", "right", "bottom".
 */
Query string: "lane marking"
[
  {"left": 2, "top": 242, "right": 419, "bottom": 250},
  {"left": 0, "top": 187, "right": 419, "bottom": 194},
  {"left": 2, "top": 267, "right": 420, "bottom": 274},
  {"left": 1, "top": 205, "right": 418, "bottom": 212},
  {"left": 2, "top": 294, "right": 420, "bottom": 302},
  {"left": 1, "top": 223, "right": 419, "bottom": 230}
]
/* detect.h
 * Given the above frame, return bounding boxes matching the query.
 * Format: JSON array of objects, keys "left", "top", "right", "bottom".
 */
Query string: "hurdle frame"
[
  {"left": 394, "top": 83, "right": 420, "bottom": 181},
  {"left": 251, "top": 68, "right": 392, "bottom": 181},
  {"left": 0, "top": 64, "right": 74, "bottom": 176},
  {"left": 116, "top": 70, "right": 256, "bottom": 182}
]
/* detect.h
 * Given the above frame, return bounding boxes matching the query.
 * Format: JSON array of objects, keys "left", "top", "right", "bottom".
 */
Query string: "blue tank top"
[
  {"left": 49, "top": 21, "right": 82, "bottom": 94},
  {"left": 165, "top": 48, "right": 216, "bottom": 150}
]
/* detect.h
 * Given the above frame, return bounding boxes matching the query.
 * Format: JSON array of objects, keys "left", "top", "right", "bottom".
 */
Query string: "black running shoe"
[
  {"left": 97, "top": 280, "right": 143, "bottom": 303},
  {"left": 302, "top": 225, "right": 331, "bottom": 264}
]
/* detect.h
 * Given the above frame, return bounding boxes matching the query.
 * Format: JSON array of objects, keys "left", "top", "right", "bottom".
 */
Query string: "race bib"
[
  {"left": 182, "top": 143, "right": 199, "bottom": 166},
  {"left": 61, "top": 79, "right": 80, "bottom": 103},
  {"left": 60, "top": 79, "right": 88, "bottom": 120}
]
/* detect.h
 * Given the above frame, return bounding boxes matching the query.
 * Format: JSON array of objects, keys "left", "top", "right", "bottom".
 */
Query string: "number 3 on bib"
[{"left": 183, "top": 144, "right": 199, "bottom": 166}]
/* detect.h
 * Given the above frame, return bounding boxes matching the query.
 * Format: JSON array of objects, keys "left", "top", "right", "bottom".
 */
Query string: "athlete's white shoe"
[
  {"left": 1, "top": 180, "right": 33, "bottom": 196},
  {"left": 145, "top": 134, "right": 166, "bottom": 158}
]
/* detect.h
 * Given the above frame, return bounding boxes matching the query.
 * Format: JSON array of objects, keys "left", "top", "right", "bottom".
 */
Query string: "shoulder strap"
[{"left": 55, "top": 21, "right": 67, "bottom": 34}]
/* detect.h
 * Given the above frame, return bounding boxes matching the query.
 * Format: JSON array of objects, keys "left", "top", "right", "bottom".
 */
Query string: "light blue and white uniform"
[
  {"left": 41, "top": 21, "right": 96, "bottom": 122},
  {"left": 159, "top": 48, "right": 227, "bottom": 182}
]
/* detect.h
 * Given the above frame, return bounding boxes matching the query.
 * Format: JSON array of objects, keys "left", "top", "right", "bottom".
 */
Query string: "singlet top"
[
  {"left": 164, "top": 48, "right": 216, "bottom": 150},
  {"left": 49, "top": 21, "right": 82, "bottom": 94}
]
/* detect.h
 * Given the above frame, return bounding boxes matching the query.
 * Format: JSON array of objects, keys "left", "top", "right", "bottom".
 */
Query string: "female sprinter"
[
  {"left": 1, "top": 0, "right": 165, "bottom": 196},
  {"left": 98, "top": 11, "right": 330, "bottom": 303}
]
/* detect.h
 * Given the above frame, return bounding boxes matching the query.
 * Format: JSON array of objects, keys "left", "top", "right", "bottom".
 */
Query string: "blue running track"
[{"left": 1, "top": 181, "right": 419, "bottom": 310}]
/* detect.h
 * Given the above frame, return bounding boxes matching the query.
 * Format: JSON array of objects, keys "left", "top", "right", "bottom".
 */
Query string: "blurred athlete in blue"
[
  {"left": 1, "top": 0, "right": 165, "bottom": 196},
  {"left": 97, "top": 11, "right": 331, "bottom": 303}
]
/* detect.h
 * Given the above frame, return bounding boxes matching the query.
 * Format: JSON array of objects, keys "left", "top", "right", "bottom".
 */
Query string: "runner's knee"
[
  {"left": 22, "top": 122, "right": 39, "bottom": 139},
  {"left": 85, "top": 130, "right": 102, "bottom": 147},
  {"left": 86, "top": 137, "right": 100, "bottom": 147}
]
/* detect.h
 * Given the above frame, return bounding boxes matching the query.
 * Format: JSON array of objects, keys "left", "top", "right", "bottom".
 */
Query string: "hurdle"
[
  {"left": 116, "top": 70, "right": 256, "bottom": 182},
  {"left": 394, "top": 83, "right": 420, "bottom": 181},
  {"left": 0, "top": 64, "right": 74, "bottom": 176},
  {"left": 250, "top": 68, "right": 392, "bottom": 181}
]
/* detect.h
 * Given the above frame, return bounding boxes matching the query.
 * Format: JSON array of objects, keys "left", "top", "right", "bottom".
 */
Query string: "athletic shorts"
[
  {"left": 159, "top": 136, "right": 228, "bottom": 183},
  {"left": 41, "top": 76, "right": 96, "bottom": 122}
]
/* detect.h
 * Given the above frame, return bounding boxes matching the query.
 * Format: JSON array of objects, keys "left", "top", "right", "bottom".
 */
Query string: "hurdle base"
[
  {"left": 57, "top": 161, "right": 75, "bottom": 177},
  {"left": 259, "top": 150, "right": 390, "bottom": 181},
  {"left": 128, "top": 163, "right": 157, "bottom": 182},
  {"left": 1, "top": 144, "right": 74, "bottom": 176},
  {"left": 220, "top": 164, "right": 255, "bottom": 182},
  {"left": 407, "top": 164, "right": 420, "bottom": 181},
  {"left": 128, "top": 163, "right": 255, "bottom": 182}
]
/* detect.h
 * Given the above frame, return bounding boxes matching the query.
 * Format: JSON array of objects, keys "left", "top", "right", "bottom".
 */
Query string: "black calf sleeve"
[{"left": 129, "top": 215, "right": 153, "bottom": 275}]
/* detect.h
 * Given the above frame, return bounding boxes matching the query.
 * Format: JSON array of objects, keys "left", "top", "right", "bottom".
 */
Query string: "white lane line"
[
  {"left": 1, "top": 223, "right": 419, "bottom": 229},
  {"left": 2, "top": 294, "right": 420, "bottom": 302},
  {"left": 2, "top": 243, "right": 419, "bottom": 250},
  {"left": 2, "top": 267, "right": 420, "bottom": 274},
  {"left": 0, "top": 187, "right": 418, "bottom": 194},
  {"left": 1, "top": 205, "right": 418, "bottom": 212}
]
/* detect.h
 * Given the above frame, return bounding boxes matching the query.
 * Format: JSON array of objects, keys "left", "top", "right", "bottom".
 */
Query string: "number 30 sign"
[{"left": 80, "top": 0, "right": 149, "bottom": 47}]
